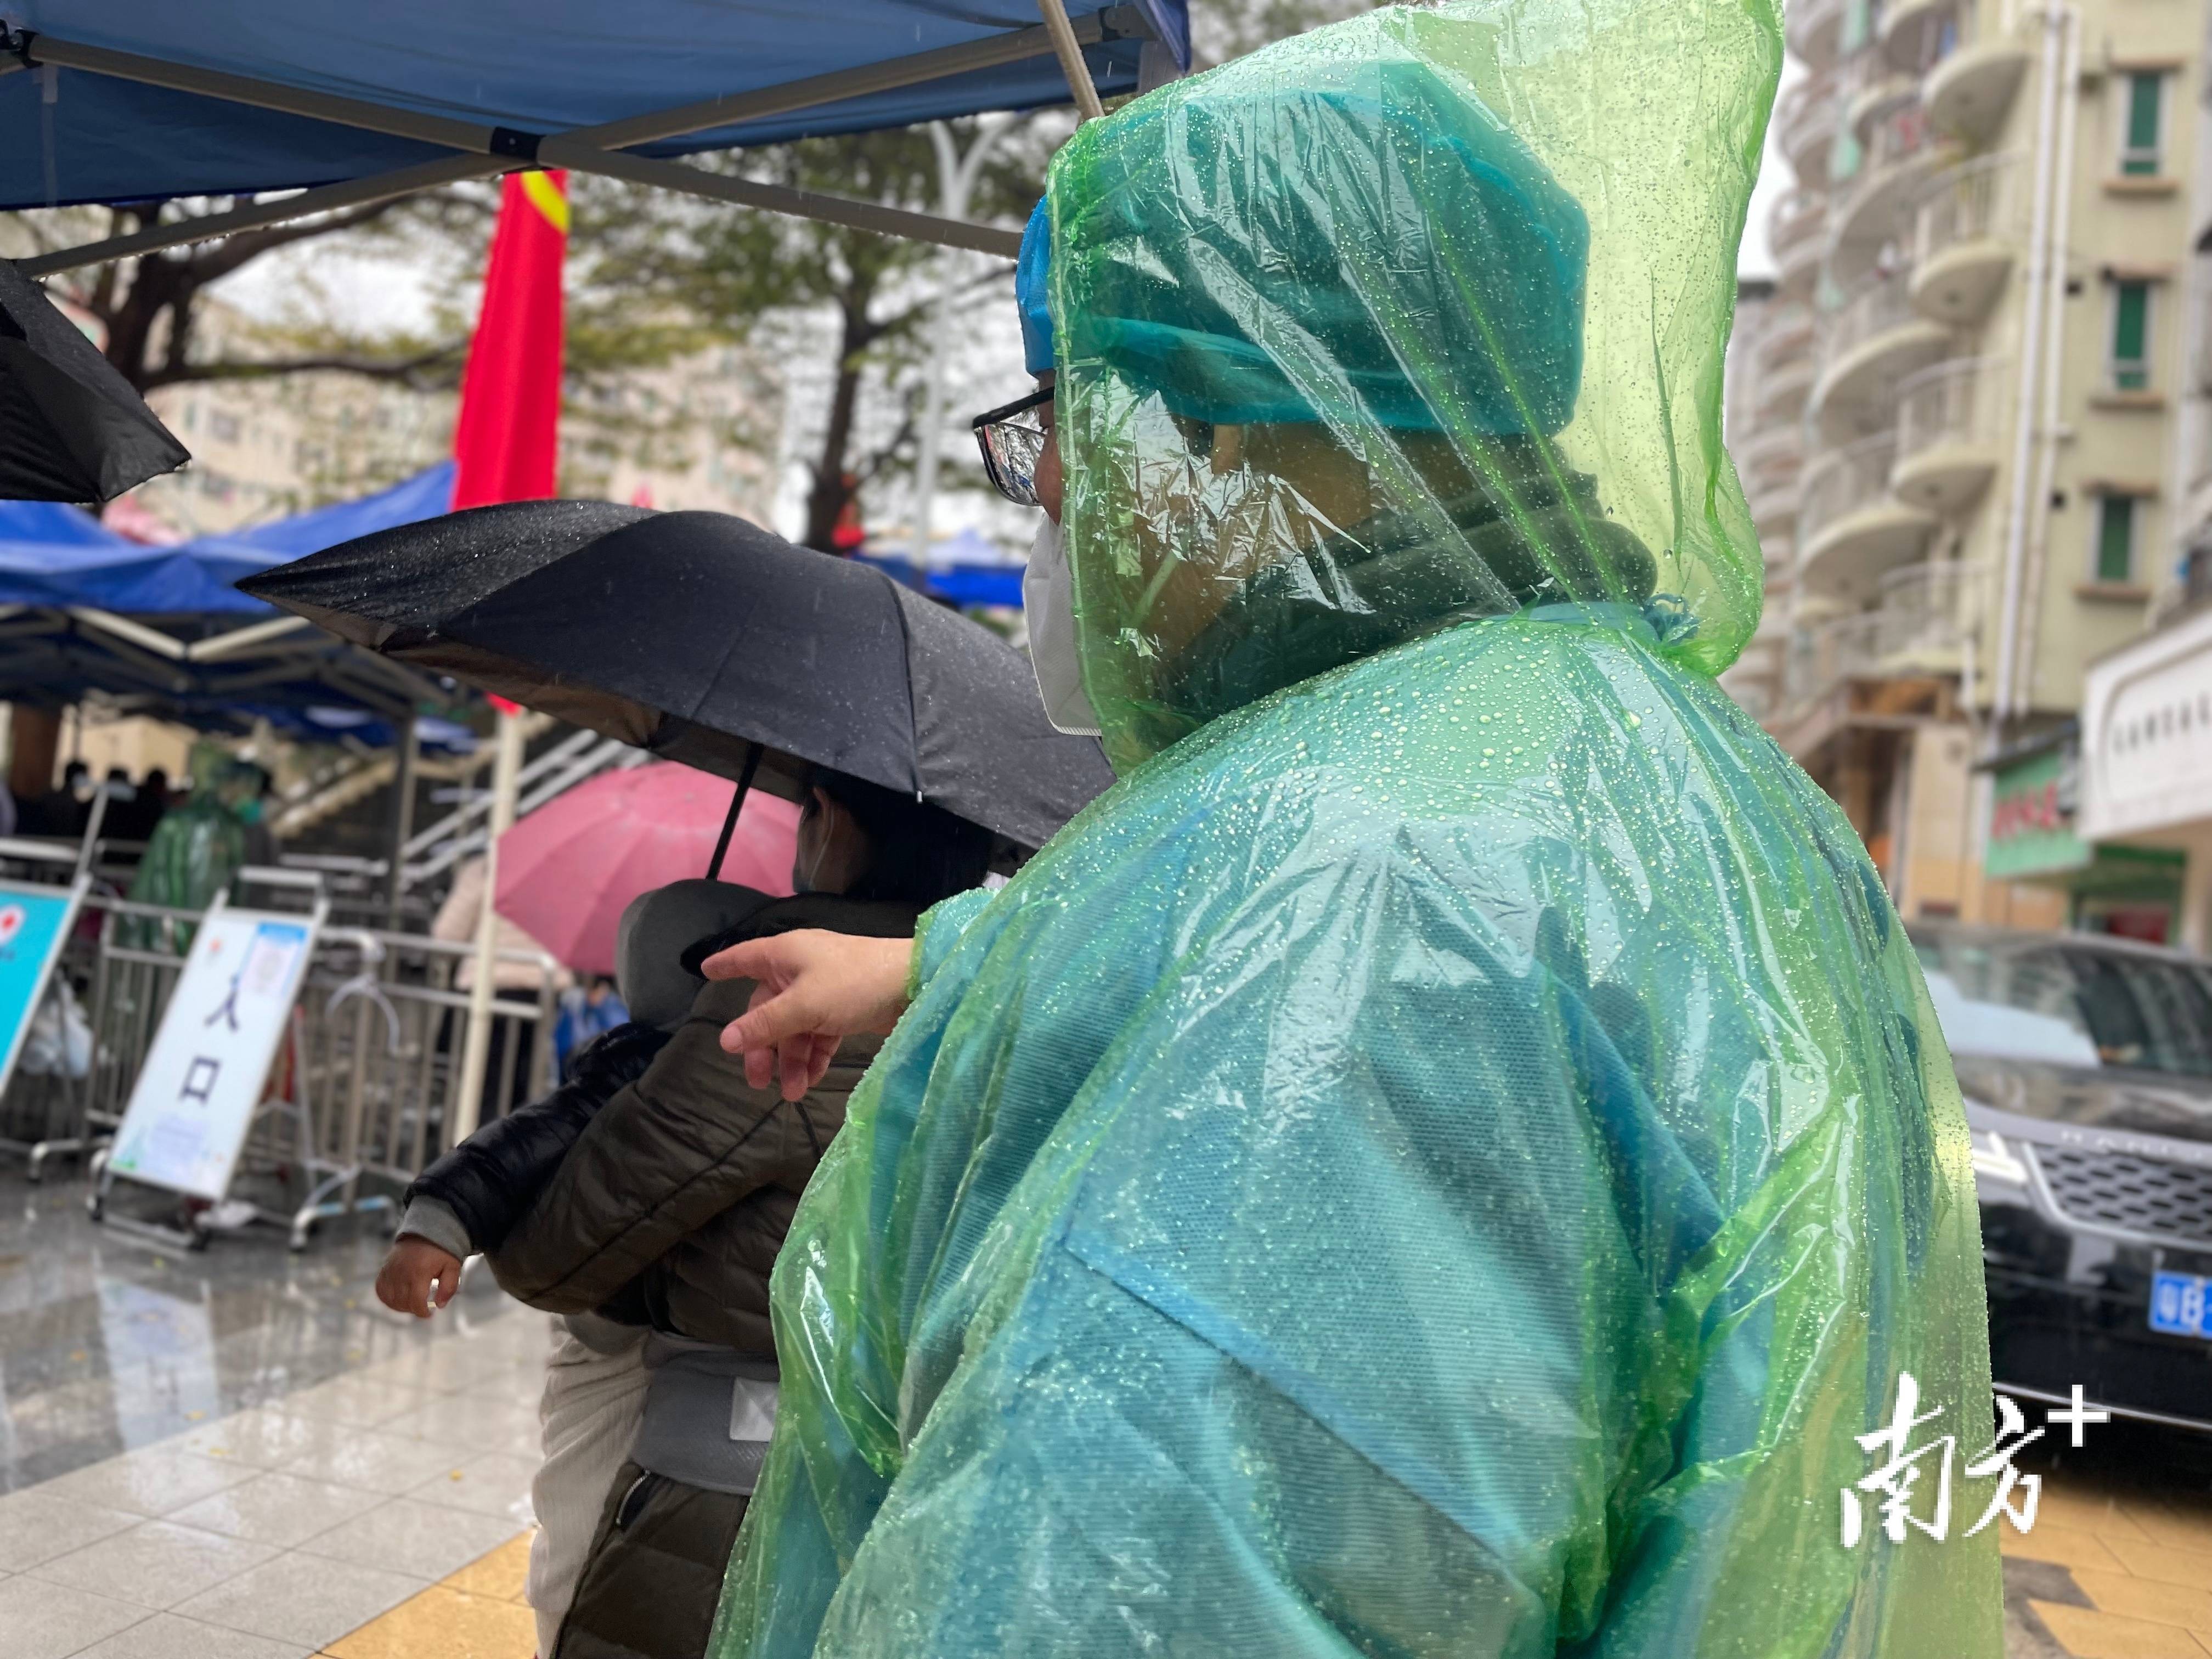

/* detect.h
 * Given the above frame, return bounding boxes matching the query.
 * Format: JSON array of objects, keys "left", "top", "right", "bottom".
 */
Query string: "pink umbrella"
[{"left": 494, "top": 762, "right": 799, "bottom": 976}]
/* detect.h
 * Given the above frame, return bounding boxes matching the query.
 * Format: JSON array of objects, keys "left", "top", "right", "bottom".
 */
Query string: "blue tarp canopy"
[
  {"left": 180, "top": 461, "right": 454, "bottom": 562},
  {"left": 0, "top": 464, "right": 465, "bottom": 730},
  {"left": 0, "top": 3, "right": 1186, "bottom": 214},
  {"left": 860, "top": 554, "right": 1025, "bottom": 609},
  {"left": 0, "top": 462, "right": 453, "bottom": 613}
]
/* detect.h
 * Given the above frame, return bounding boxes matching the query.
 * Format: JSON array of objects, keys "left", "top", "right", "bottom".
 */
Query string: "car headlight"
[{"left": 1970, "top": 1126, "right": 2030, "bottom": 1188}]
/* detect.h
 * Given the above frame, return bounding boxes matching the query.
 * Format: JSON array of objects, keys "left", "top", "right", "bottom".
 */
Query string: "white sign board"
[{"left": 108, "top": 902, "right": 317, "bottom": 1202}]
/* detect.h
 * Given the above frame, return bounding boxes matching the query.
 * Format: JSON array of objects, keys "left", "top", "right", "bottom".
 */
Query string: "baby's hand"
[{"left": 376, "top": 1235, "right": 464, "bottom": 1319}]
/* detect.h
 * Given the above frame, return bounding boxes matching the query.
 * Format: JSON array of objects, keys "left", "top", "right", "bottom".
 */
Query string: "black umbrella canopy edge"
[
  {"left": 242, "top": 504, "right": 1116, "bottom": 850},
  {"left": 0, "top": 258, "right": 189, "bottom": 504}
]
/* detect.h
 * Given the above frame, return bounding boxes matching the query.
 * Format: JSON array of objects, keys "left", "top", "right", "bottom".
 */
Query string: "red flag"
[{"left": 452, "top": 170, "right": 568, "bottom": 511}]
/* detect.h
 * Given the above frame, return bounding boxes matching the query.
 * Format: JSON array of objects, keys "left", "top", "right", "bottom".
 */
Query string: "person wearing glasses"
[{"left": 699, "top": 7, "right": 2003, "bottom": 1658}]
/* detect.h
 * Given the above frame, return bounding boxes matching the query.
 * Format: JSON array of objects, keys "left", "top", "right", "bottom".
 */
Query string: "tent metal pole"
[
  {"left": 385, "top": 713, "right": 418, "bottom": 930},
  {"left": 1037, "top": 0, "right": 1106, "bottom": 123},
  {"left": 184, "top": 614, "right": 312, "bottom": 661},
  {"left": 64, "top": 606, "right": 190, "bottom": 660},
  {"left": 16, "top": 155, "right": 504, "bottom": 277},
  {"left": 12, "top": 9, "right": 1133, "bottom": 272},
  {"left": 452, "top": 702, "right": 524, "bottom": 1144},
  {"left": 555, "top": 151, "right": 1020, "bottom": 255}
]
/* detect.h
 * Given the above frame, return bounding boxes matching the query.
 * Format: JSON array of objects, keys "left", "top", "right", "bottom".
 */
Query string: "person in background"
[
  {"left": 103, "top": 765, "right": 157, "bottom": 844},
  {"left": 134, "top": 766, "right": 170, "bottom": 840},
  {"left": 377, "top": 768, "right": 995, "bottom": 1659},
  {"left": 554, "top": 976, "right": 630, "bottom": 1080},
  {"left": 127, "top": 749, "right": 258, "bottom": 938},
  {"left": 24, "top": 758, "right": 91, "bottom": 839},
  {"left": 238, "top": 763, "right": 280, "bottom": 867}
]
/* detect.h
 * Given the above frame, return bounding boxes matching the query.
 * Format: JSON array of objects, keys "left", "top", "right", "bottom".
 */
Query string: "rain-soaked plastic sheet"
[{"left": 712, "top": 2, "right": 2005, "bottom": 1654}]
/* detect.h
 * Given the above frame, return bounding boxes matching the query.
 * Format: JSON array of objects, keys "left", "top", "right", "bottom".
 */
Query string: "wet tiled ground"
[
  {"left": 0, "top": 1166, "right": 539, "bottom": 1493},
  {"left": 3, "top": 1163, "right": 2212, "bottom": 1657},
  {"left": 2001, "top": 1420, "right": 2212, "bottom": 1658},
  {"left": 0, "top": 1164, "right": 549, "bottom": 1657}
]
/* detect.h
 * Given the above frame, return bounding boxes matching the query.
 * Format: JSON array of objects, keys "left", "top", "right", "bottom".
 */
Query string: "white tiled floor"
[{"left": 0, "top": 1311, "right": 552, "bottom": 1659}]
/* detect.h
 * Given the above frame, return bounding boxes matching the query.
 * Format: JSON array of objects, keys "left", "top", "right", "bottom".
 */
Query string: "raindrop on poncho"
[{"left": 712, "top": 2, "right": 2004, "bottom": 1655}]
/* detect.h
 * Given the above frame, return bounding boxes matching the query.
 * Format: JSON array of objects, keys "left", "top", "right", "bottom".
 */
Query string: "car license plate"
[{"left": 2150, "top": 1271, "right": 2212, "bottom": 1339}]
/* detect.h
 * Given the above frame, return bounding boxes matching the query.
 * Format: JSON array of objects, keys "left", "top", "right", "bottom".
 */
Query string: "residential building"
[
  {"left": 1739, "top": 0, "right": 2200, "bottom": 935},
  {"left": 2075, "top": 3, "right": 2212, "bottom": 951},
  {"left": 1720, "top": 278, "right": 1791, "bottom": 722}
]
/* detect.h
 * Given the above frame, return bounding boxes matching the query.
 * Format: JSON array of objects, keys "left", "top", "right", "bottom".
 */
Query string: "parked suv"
[{"left": 1908, "top": 922, "right": 2212, "bottom": 1430}]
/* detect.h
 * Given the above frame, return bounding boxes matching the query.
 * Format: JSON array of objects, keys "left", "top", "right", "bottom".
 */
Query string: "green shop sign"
[{"left": 1987, "top": 746, "right": 2089, "bottom": 880}]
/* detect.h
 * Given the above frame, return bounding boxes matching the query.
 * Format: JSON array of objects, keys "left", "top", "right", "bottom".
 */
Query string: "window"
[
  {"left": 2094, "top": 493, "right": 2137, "bottom": 583},
  {"left": 208, "top": 410, "right": 240, "bottom": 443},
  {"left": 2110, "top": 280, "right": 2152, "bottom": 390},
  {"left": 2121, "top": 71, "right": 2165, "bottom": 176}
]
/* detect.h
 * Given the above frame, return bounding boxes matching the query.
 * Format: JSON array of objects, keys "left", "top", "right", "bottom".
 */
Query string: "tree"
[
  {"left": 584, "top": 123, "right": 1047, "bottom": 550},
  {"left": 0, "top": 194, "right": 495, "bottom": 396}
]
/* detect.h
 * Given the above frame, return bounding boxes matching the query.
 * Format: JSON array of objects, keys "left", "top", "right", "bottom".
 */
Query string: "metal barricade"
[
  {"left": 20, "top": 850, "right": 561, "bottom": 1248},
  {"left": 75, "top": 891, "right": 205, "bottom": 1174},
  {"left": 285, "top": 929, "right": 558, "bottom": 1244}
]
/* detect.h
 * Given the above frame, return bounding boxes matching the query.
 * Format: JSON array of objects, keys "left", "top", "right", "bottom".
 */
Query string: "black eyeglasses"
[{"left": 972, "top": 386, "right": 1053, "bottom": 507}]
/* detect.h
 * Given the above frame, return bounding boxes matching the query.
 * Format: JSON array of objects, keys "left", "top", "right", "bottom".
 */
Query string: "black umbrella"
[
  {"left": 240, "top": 503, "right": 1115, "bottom": 852},
  {"left": 0, "top": 260, "right": 190, "bottom": 504}
]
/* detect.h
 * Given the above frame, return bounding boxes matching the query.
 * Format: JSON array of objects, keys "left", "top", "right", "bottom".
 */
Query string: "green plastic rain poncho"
[{"left": 713, "top": 2, "right": 2005, "bottom": 1655}]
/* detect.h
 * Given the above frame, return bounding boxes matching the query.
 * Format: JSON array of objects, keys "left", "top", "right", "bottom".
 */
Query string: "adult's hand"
[{"left": 703, "top": 930, "right": 913, "bottom": 1101}]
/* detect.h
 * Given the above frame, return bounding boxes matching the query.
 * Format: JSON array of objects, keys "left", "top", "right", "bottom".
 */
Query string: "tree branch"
[
  {"left": 142, "top": 340, "right": 467, "bottom": 393},
  {"left": 184, "top": 194, "right": 419, "bottom": 285}
]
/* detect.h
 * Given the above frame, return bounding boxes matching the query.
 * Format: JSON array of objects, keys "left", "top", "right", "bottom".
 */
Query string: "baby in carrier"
[{"left": 374, "top": 768, "right": 994, "bottom": 1658}]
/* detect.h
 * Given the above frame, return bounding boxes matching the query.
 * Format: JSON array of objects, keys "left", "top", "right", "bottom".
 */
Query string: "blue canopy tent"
[
  {"left": 0, "top": 463, "right": 465, "bottom": 729},
  {"left": 861, "top": 525, "right": 1026, "bottom": 607},
  {"left": 174, "top": 461, "right": 455, "bottom": 566},
  {"left": 0, "top": 2, "right": 1187, "bottom": 276},
  {"left": 0, "top": 497, "right": 133, "bottom": 550},
  {"left": 860, "top": 554, "right": 1026, "bottom": 609},
  {"left": 0, "top": 462, "right": 453, "bottom": 612}
]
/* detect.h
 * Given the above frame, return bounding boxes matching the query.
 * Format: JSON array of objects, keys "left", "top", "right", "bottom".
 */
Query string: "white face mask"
[{"left": 1023, "top": 517, "right": 1103, "bottom": 738}]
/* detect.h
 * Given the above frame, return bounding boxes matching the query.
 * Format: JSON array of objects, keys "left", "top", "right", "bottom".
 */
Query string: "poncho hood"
[{"left": 1041, "top": 0, "right": 1775, "bottom": 774}]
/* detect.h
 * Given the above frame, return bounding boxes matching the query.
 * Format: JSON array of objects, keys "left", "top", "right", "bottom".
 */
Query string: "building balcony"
[
  {"left": 1751, "top": 479, "right": 1803, "bottom": 544},
  {"left": 1776, "top": 73, "right": 1844, "bottom": 186},
  {"left": 1736, "top": 422, "right": 1803, "bottom": 489},
  {"left": 1784, "top": 611, "right": 1884, "bottom": 709},
  {"left": 1736, "top": 423, "right": 1804, "bottom": 540},
  {"left": 1750, "top": 302, "right": 1815, "bottom": 382},
  {"left": 1810, "top": 276, "right": 1951, "bottom": 439},
  {"left": 1925, "top": 26, "right": 2029, "bottom": 145},
  {"left": 1756, "top": 357, "right": 1817, "bottom": 426},
  {"left": 1786, "top": 0, "right": 1851, "bottom": 73},
  {"left": 1769, "top": 188, "right": 1830, "bottom": 299},
  {"left": 1797, "top": 431, "right": 1940, "bottom": 602},
  {"left": 1892, "top": 356, "right": 2006, "bottom": 514},
  {"left": 1781, "top": 562, "right": 1983, "bottom": 712},
  {"left": 1879, "top": 0, "right": 1964, "bottom": 73},
  {"left": 1909, "top": 153, "right": 2021, "bottom": 325},
  {"left": 1827, "top": 104, "right": 1947, "bottom": 285},
  {"left": 1874, "top": 559, "right": 1985, "bottom": 670}
]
